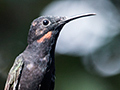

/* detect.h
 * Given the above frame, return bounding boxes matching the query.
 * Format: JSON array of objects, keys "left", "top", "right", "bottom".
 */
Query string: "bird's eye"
[{"left": 43, "top": 20, "right": 49, "bottom": 26}]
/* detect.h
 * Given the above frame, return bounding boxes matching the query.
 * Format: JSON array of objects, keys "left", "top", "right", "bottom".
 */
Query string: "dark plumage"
[{"left": 4, "top": 13, "right": 95, "bottom": 90}]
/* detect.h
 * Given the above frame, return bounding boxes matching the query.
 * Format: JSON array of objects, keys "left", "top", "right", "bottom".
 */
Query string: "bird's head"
[{"left": 27, "top": 13, "right": 95, "bottom": 44}]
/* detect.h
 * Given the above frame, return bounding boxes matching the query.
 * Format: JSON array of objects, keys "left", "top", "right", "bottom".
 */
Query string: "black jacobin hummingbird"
[{"left": 4, "top": 13, "right": 95, "bottom": 90}]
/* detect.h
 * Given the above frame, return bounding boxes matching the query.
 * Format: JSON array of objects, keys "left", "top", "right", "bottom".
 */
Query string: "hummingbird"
[{"left": 4, "top": 13, "right": 95, "bottom": 90}]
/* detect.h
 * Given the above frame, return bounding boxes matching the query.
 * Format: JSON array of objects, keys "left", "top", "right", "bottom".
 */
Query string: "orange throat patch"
[{"left": 37, "top": 31, "right": 52, "bottom": 43}]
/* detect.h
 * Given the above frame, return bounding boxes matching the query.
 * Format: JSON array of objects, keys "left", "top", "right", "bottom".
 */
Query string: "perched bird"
[{"left": 4, "top": 13, "right": 95, "bottom": 90}]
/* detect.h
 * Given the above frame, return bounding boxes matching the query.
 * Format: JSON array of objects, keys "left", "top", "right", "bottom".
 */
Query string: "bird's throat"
[{"left": 37, "top": 31, "right": 52, "bottom": 43}]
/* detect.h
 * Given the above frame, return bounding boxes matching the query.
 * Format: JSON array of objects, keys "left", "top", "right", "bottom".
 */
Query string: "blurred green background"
[{"left": 0, "top": 0, "right": 120, "bottom": 90}]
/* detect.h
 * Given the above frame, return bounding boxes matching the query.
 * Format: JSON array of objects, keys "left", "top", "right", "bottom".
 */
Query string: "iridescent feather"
[{"left": 4, "top": 54, "right": 24, "bottom": 90}]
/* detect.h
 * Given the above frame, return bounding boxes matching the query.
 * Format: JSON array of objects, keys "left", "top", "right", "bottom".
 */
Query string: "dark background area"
[{"left": 0, "top": 0, "right": 120, "bottom": 90}]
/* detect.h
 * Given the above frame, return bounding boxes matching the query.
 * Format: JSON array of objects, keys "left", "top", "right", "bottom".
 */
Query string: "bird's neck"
[{"left": 26, "top": 36, "right": 58, "bottom": 60}]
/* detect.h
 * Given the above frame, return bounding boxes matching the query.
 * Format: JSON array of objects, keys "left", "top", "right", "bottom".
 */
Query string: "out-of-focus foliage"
[{"left": 0, "top": 0, "right": 120, "bottom": 90}]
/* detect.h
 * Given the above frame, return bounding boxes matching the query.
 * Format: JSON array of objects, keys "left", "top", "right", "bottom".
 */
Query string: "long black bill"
[
  {"left": 64, "top": 13, "right": 96, "bottom": 24},
  {"left": 55, "top": 13, "right": 96, "bottom": 31}
]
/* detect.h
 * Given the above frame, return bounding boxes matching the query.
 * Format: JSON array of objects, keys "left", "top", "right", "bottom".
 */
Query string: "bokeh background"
[{"left": 1, "top": 0, "right": 120, "bottom": 90}]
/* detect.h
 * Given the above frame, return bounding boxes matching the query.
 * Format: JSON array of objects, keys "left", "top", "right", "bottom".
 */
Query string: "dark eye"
[{"left": 43, "top": 20, "right": 49, "bottom": 25}]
